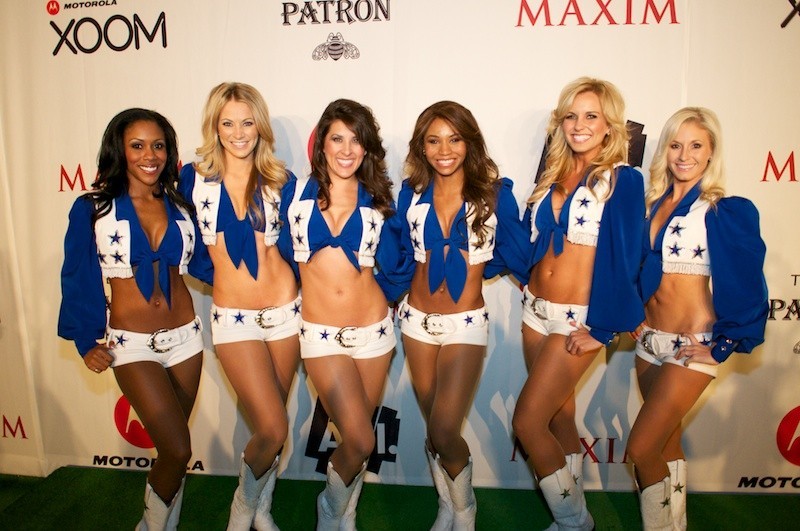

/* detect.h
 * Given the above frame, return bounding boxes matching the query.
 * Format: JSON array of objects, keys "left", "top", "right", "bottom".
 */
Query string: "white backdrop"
[{"left": 1, "top": 0, "right": 799, "bottom": 493}]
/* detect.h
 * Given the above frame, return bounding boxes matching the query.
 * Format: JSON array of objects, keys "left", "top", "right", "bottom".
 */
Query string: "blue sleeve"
[
  {"left": 57, "top": 197, "right": 107, "bottom": 356},
  {"left": 278, "top": 174, "right": 300, "bottom": 280},
  {"left": 178, "top": 165, "right": 214, "bottom": 285},
  {"left": 484, "top": 177, "right": 533, "bottom": 283},
  {"left": 374, "top": 181, "right": 416, "bottom": 302},
  {"left": 516, "top": 203, "right": 535, "bottom": 283},
  {"left": 586, "top": 166, "right": 647, "bottom": 344},
  {"left": 178, "top": 163, "right": 196, "bottom": 199},
  {"left": 187, "top": 222, "right": 214, "bottom": 285},
  {"left": 706, "top": 197, "right": 768, "bottom": 362}
]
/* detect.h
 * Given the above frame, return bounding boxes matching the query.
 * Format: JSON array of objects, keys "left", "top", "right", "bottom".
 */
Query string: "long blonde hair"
[
  {"left": 528, "top": 77, "right": 628, "bottom": 205},
  {"left": 195, "top": 82, "right": 287, "bottom": 225},
  {"left": 646, "top": 107, "right": 725, "bottom": 215}
]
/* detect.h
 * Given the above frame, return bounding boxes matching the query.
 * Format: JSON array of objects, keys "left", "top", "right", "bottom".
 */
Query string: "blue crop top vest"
[
  {"left": 278, "top": 174, "right": 398, "bottom": 299},
  {"left": 521, "top": 165, "right": 646, "bottom": 345},
  {"left": 179, "top": 164, "right": 292, "bottom": 280},
  {"left": 58, "top": 192, "right": 212, "bottom": 356},
  {"left": 381, "top": 177, "right": 530, "bottom": 303},
  {"left": 639, "top": 182, "right": 768, "bottom": 362}
]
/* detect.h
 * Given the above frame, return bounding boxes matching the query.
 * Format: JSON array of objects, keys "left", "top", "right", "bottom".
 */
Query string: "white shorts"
[
  {"left": 521, "top": 286, "right": 588, "bottom": 336},
  {"left": 107, "top": 316, "right": 204, "bottom": 368},
  {"left": 398, "top": 296, "right": 489, "bottom": 347},
  {"left": 635, "top": 326, "right": 717, "bottom": 377},
  {"left": 211, "top": 297, "right": 301, "bottom": 345},
  {"left": 300, "top": 310, "right": 395, "bottom": 360}
]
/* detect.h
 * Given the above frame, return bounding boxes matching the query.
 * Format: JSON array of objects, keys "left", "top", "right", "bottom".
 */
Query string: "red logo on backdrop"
[
  {"left": 777, "top": 406, "right": 800, "bottom": 466},
  {"left": 46, "top": 1, "right": 59, "bottom": 15},
  {"left": 114, "top": 396, "right": 154, "bottom": 449}
]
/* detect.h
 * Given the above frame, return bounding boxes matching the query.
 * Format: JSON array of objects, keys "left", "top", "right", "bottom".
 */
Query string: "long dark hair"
[
  {"left": 310, "top": 99, "right": 394, "bottom": 217},
  {"left": 87, "top": 108, "right": 193, "bottom": 223},
  {"left": 405, "top": 101, "right": 499, "bottom": 245}
]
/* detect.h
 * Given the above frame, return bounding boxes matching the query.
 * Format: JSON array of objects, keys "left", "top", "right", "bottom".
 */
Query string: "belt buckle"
[
  {"left": 639, "top": 330, "right": 655, "bottom": 356},
  {"left": 531, "top": 297, "right": 548, "bottom": 320},
  {"left": 335, "top": 326, "right": 363, "bottom": 348},
  {"left": 147, "top": 328, "right": 173, "bottom": 353},
  {"left": 255, "top": 306, "right": 280, "bottom": 329},
  {"left": 421, "top": 313, "right": 453, "bottom": 336}
]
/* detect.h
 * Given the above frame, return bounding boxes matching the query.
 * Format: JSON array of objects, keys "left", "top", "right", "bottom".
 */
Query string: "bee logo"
[{"left": 312, "top": 33, "right": 360, "bottom": 61}]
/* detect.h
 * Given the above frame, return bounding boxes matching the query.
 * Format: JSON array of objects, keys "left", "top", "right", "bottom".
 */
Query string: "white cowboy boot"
[
  {"left": 639, "top": 476, "right": 673, "bottom": 531},
  {"left": 425, "top": 445, "right": 454, "bottom": 531},
  {"left": 252, "top": 456, "right": 281, "bottom": 531},
  {"left": 227, "top": 454, "right": 272, "bottom": 530},
  {"left": 538, "top": 464, "right": 593, "bottom": 530},
  {"left": 667, "top": 459, "right": 687, "bottom": 531},
  {"left": 442, "top": 458, "right": 476, "bottom": 531},
  {"left": 316, "top": 461, "right": 362, "bottom": 531}
]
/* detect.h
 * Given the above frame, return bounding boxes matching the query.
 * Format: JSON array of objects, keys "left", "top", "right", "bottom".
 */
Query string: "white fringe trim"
[
  {"left": 567, "top": 233, "right": 599, "bottom": 247},
  {"left": 102, "top": 267, "right": 133, "bottom": 279},
  {"left": 663, "top": 262, "right": 711, "bottom": 276}
]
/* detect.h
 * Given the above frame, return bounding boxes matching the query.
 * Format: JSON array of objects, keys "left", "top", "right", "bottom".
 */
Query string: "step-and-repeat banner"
[{"left": 1, "top": 0, "right": 798, "bottom": 494}]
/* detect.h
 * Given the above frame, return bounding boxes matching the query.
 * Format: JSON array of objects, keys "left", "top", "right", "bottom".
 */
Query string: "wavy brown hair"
[
  {"left": 405, "top": 101, "right": 499, "bottom": 246},
  {"left": 310, "top": 99, "right": 393, "bottom": 217}
]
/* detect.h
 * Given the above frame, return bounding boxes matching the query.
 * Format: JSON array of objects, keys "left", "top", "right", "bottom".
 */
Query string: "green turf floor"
[{"left": 1, "top": 467, "right": 798, "bottom": 530}]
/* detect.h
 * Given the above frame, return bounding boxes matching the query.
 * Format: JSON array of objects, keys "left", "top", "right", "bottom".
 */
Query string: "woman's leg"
[
  {"left": 512, "top": 328, "right": 600, "bottom": 478},
  {"left": 114, "top": 353, "right": 202, "bottom": 503},
  {"left": 634, "top": 357, "right": 684, "bottom": 464},
  {"left": 304, "top": 351, "right": 393, "bottom": 484},
  {"left": 216, "top": 336, "right": 300, "bottom": 476},
  {"left": 627, "top": 360, "right": 712, "bottom": 488},
  {"left": 307, "top": 351, "right": 392, "bottom": 530},
  {"left": 405, "top": 338, "right": 485, "bottom": 478}
]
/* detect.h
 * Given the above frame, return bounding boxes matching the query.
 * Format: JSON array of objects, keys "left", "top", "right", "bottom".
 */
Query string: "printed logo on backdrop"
[
  {"left": 281, "top": 1, "right": 389, "bottom": 61},
  {"left": 768, "top": 298, "right": 800, "bottom": 321},
  {"left": 516, "top": 0, "right": 679, "bottom": 27},
  {"left": 114, "top": 395, "right": 154, "bottom": 448},
  {"left": 305, "top": 398, "right": 399, "bottom": 474},
  {"left": 511, "top": 436, "right": 628, "bottom": 464},
  {"left": 767, "top": 274, "right": 800, "bottom": 325},
  {"left": 47, "top": 1, "right": 167, "bottom": 56},
  {"left": 777, "top": 406, "right": 800, "bottom": 466},
  {"left": 313, "top": 33, "right": 360, "bottom": 61},
  {"left": 282, "top": 0, "right": 390, "bottom": 25},
  {"left": 2, "top": 414, "right": 29, "bottom": 439},
  {"left": 781, "top": 0, "right": 800, "bottom": 28},
  {"left": 59, "top": 163, "right": 94, "bottom": 192},
  {"left": 737, "top": 406, "right": 800, "bottom": 490},
  {"left": 90, "top": 395, "right": 205, "bottom": 471},
  {"left": 762, "top": 151, "right": 796, "bottom": 182}
]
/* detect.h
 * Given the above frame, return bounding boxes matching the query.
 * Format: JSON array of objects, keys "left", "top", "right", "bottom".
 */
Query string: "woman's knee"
[
  {"left": 512, "top": 402, "right": 549, "bottom": 445},
  {"left": 252, "top": 416, "right": 289, "bottom": 453},
  {"left": 345, "top": 430, "right": 376, "bottom": 461},
  {"left": 428, "top": 417, "right": 463, "bottom": 453},
  {"left": 157, "top": 436, "right": 193, "bottom": 469},
  {"left": 625, "top": 434, "right": 659, "bottom": 467}
]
